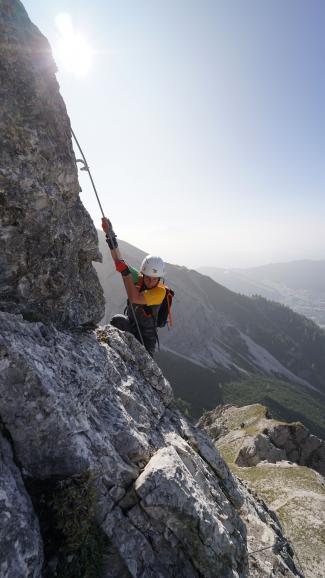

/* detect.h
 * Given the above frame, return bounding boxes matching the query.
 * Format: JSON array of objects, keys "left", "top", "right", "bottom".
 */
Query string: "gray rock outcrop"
[
  {"left": 0, "top": 430, "right": 43, "bottom": 577},
  {"left": 0, "top": 312, "right": 247, "bottom": 576},
  {"left": 0, "top": 0, "right": 104, "bottom": 326},
  {"left": 0, "top": 313, "right": 303, "bottom": 577},
  {"left": 266, "top": 423, "right": 325, "bottom": 475},
  {"left": 236, "top": 423, "right": 325, "bottom": 475},
  {"left": 235, "top": 434, "right": 287, "bottom": 467}
]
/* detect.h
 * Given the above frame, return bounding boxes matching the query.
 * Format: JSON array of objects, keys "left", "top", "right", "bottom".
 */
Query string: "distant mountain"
[
  {"left": 198, "top": 260, "right": 325, "bottom": 329},
  {"left": 95, "top": 233, "right": 325, "bottom": 399}
]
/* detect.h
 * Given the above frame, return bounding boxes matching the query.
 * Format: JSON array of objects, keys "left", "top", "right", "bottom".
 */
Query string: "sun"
[{"left": 53, "top": 13, "right": 93, "bottom": 77}]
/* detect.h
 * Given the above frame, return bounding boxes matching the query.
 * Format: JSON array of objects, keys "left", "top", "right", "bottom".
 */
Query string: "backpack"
[{"left": 157, "top": 287, "right": 174, "bottom": 328}]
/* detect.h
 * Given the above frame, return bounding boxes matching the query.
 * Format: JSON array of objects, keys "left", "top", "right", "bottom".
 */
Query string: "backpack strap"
[{"left": 167, "top": 289, "right": 173, "bottom": 327}]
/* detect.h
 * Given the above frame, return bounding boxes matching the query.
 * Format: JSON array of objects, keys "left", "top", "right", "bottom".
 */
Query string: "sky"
[{"left": 23, "top": 0, "right": 325, "bottom": 269}]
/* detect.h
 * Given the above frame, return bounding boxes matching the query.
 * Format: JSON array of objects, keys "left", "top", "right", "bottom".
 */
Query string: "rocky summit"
[{"left": 0, "top": 1, "right": 308, "bottom": 577}]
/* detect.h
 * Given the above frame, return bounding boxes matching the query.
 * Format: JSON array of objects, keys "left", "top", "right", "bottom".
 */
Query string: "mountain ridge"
[{"left": 197, "top": 260, "right": 325, "bottom": 329}]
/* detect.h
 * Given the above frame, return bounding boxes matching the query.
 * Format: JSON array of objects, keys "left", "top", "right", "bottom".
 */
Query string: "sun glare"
[{"left": 54, "top": 13, "right": 93, "bottom": 77}]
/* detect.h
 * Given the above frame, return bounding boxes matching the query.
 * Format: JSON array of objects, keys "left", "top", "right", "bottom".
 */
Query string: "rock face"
[
  {"left": 0, "top": 313, "right": 303, "bottom": 577},
  {"left": 0, "top": 430, "right": 43, "bottom": 578},
  {"left": 0, "top": 0, "right": 105, "bottom": 326}
]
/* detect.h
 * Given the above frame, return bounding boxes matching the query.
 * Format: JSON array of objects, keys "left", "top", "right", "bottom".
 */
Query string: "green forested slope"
[
  {"left": 157, "top": 350, "right": 325, "bottom": 439},
  {"left": 220, "top": 375, "right": 325, "bottom": 439}
]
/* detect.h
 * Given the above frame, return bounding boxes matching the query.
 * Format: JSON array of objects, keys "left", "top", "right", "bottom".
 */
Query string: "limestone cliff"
[
  {"left": 0, "top": 0, "right": 104, "bottom": 326},
  {"left": 1, "top": 314, "right": 303, "bottom": 577},
  {"left": 0, "top": 1, "right": 305, "bottom": 577}
]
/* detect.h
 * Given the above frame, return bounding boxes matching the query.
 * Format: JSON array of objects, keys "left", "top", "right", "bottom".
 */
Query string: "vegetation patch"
[
  {"left": 217, "top": 404, "right": 267, "bottom": 434},
  {"left": 220, "top": 375, "right": 325, "bottom": 439},
  {"left": 277, "top": 497, "right": 325, "bottom": 576},
  {"left": 27, "top": 471, "right": 109, "bottom": 578},
  {"left": 217, "top": 442, "right": 239, "bottom": 465},
  {"left": 22, "top": 311, "right": 45, "bottom": 323}
]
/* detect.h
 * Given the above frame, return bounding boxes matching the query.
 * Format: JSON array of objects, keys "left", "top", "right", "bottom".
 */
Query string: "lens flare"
[{"left": 54, "top": 13, "right": 93, "bottom": 77}]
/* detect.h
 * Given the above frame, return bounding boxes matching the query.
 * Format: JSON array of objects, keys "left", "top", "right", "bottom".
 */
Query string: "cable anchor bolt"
[{"left": 76, "top": 159, "right": 89, "bottom": 171}]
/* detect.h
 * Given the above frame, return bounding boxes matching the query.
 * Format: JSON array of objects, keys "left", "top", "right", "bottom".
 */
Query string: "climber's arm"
[
  {"left": 121, "top": 273, "right": 148, "bottom": 305},
  {"left": 110, "top": 245, "right": 122, "bottom": 261},
  {"left": 101, "top": 217, "right": 147, "bottom": 304}
]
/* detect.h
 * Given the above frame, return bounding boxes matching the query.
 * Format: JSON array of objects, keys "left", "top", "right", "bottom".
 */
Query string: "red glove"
[
  {"left": 102, "top": 217, "right": 112, "bottom": 234},
  {"left": 114, "top": 259, "right": 130, "bottom": 277}
]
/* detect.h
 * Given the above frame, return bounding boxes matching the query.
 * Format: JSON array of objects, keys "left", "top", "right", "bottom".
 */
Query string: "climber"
[{"left": 102, "top": 217, "right": 166, "bottom": 356}]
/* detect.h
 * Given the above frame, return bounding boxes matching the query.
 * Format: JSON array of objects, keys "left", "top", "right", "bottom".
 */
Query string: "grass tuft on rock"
[{"left": 27, "top": 470, "right": 109, "bottom": 578}]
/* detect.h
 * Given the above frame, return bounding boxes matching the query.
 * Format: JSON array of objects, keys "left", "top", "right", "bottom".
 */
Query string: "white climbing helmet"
[{"left": 140, "top": 255, "right": 165, "bottom": 278}]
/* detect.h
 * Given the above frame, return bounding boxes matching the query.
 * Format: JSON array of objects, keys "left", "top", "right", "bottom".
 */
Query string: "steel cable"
[{"left": 71, "top": 128, "right": 145, "bottom": 347}]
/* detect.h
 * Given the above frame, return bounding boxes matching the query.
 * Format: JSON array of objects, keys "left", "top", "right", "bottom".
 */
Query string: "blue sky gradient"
[{"left": 23, "top": 0, "right": 325, "bottom": 267}]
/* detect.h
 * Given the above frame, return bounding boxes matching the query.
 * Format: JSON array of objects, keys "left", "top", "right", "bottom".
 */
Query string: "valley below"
[{"left": 198, "top": 261, "right": 325, "bottom": 330}]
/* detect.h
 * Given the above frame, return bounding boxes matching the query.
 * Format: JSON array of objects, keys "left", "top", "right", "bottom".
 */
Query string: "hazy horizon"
[
  {"left": 98, "top": 230, "right": 325, "bottom": 271},
  {"left": 24, "top": 0, "right": 325, "bottom": 269},
  {"left": 197, "top": 257, "right": 325, "bottom": 270}
]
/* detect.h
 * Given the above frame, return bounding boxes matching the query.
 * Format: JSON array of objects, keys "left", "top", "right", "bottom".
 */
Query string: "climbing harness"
[{"left": 71, "top": 128, "right": 145, "bottom": 347}]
